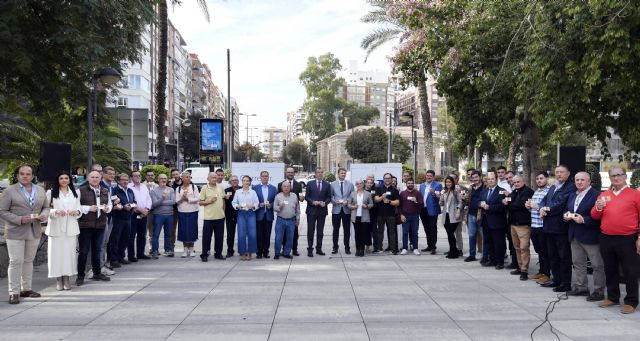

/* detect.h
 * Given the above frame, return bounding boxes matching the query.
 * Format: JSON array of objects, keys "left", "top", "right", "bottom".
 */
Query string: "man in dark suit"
[
  {"left": 278, "top": 167, "right": 304, "bottom": 256},
  {"left": 539, "top": 164, "right": 576, "bottom": 292},
  {"left": 109, "top": 173, "right": 136, "bottom": 269},
  {"left": 224, "top": 175, "right": 240, "bottom": 258},
  {"left": 418, "top": 170, "right": 442, "bottom": 254},
  {"left": 253, "top": 171, "right": 277, "bottom": 259},
  {"left": 565, "top": 171, "right": 604, "bottom": 301},
  {"left": 480, "top": 171, "right": 508, "bottom": 269},
  {"left": 305, "top": 167, "right": 332, "bottom": 257}
]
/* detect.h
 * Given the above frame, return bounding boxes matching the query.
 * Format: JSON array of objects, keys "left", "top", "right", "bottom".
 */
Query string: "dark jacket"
[
  {"left": 567, "top": 187, "right": 601, "bottom": 244},
  {"left": 508, "top": 185, "right": 534, "bottom": 226},
  {"left": 481, "top": 186, "right": 508, "bottom": 230},
  {"left": 111, "top": 185, "right": 136, "bottom": 221},
  {"left": 305, "top": 179, "right": 332, "bottom": 216},
  {"left": 540, "top": 181, "right": 577, "bottom": 234},
  {"left": 224, "top": 186, "right": 240, "bottom": 219},
  {"left": 77, "top": 185, "right": 109, "bottom": 229}
]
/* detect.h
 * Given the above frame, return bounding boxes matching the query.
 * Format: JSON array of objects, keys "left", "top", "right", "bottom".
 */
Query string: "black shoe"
[
  {"left": 316, "top": 250, "right": 325, "bottom": 256},
  {"left": 430, "top": 249, "right": 437, "bottom": 255},
  {"left": 567, "top": 289, "right": 590, "bottom": 296},
  {"left": 384, "top": 247, "right": 391, "bottom": 252},
  {"left": 540, "top": 281, "right": 560, "bottom": 288},
  {"left": 91, "top": 273, "right": 111, "bottom": 281},
  {"left": 293, "top": 250, "right": 300, "bottom": 256},
  {"left": 274, "top": 255, "right": 280, "bottom": 260},
  {"left": 283, "top": 254, "right": 293, "bottom": 259},
  {"left": 482, "top": 262, "right": 496, "bottom": 267},
  {"left": 345, "top": 248, "right": 351, "bottom": 255},
  {"left": 392, "top": 250, "right": 399, "bottom": 255},
  {"left": 553, "top": 285, "right": 571, "bottom": 293},
  {"left": 226, "top": 251, "right": 234, "bottom": 258},
  {"left": 75, "top": 276, "right": 84, "bottom": 286},
  {"left": 120, "top": 259, "right": 130, "bottom": 265},
  {"left": 332, "top": 247, "right": 338, "bottom": 254},
  {"left": 214, "top": 254, "right": 226, "bottom": 260},
  {"left": 421, "top": 247, "right": 430, "bottom": 252},
  {"left": 495, "top": 264, "right": 504, "bottom": 270},
  {"left": 505, "top": 263, "right": 518, "bottom": 270},
  {"left": 256, "top": 254, "right": 263, "bottom": 259},
  {"left": 200, "top": 255, "right": 208, "bottom": 262},
  {"left": 263, "top": 254, "right": 270, "bottom": 259},
  {"left": 510, "top": 269, "right": 522, "bottom": 275},
  {"left": 307, "top": 250, "right": 314, "bottom": 257},
  {"left": 128, "top": 257, "right": 138, "bottom": 263},
  {"left": 138, "top": 255, "right": 151, "bottom": 260},
  {"left": 464, "top": 256, "right": 477, "bottom": 262},
  {"left": 586, "top": 292, "right": 605, "bottom": 302},
  {"left": 520, "top": 273, "right": 529, "bottom": 281},
  {"left": 110, "top": 261, "right": 122, "bottom": 268}
]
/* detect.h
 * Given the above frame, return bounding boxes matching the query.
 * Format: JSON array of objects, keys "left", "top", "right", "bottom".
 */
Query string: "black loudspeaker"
[
  {"left": 558, "top": 146, "right": 586, "bottom": 177},
  {"left": 39, "top": 142, "right": 72, "bottom": 182}
]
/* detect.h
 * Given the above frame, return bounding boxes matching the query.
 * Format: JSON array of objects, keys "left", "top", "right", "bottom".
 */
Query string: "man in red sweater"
[{"left": 591, "top": 166, "right": 640, "bottom": 314}]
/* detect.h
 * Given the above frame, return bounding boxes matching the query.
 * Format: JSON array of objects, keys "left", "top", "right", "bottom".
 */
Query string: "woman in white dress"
[{"left": 45, "top": 171, "right": 81, "bottom": 290}]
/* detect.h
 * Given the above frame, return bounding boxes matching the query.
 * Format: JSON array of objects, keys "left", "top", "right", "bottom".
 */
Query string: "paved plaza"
[{"left": 1, "top": 208, "right": 639, "bottom": 341}]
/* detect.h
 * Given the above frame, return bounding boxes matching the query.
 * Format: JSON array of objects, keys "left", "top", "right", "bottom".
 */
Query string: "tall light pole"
[
  {"left": 403, "top": 111, "right": 417, "bottom": 178},
  {"left": 239, "top": 113, "right": 256, "bottom": 143},
  {"left": 87, "top": 67, "right": 121, "bottom": 171},
  {"left": 175, "top": 116, "right": 192, "bottom": 170}
]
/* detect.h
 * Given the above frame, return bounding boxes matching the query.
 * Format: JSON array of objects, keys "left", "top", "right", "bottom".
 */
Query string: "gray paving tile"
[
  {"left": 168, "top": 323, "right": 271, "bottom": 341},
  {"left": 0, "top": 325, "right": 81, "bottom": 340},
  {"left": 89, "top": 301, "right": 196, "bottom": 325},
  {"left": 552, "top": 319, "right": 640, "bottom": 340},
  {"left": 0, "top": 301, "right": 120, "bottom": 326},
  {"left": 367, "top": 321, "right": 471, "bottom": 340},
  {"left": 433, "top": 296, "right": 539, "bottom": 321},
  {"left": 458, "top": 320, "right": 572, "bottom": 341},
  {"left": 66, "top": 325, "right": 176, "bottom": 340},
  {"left": 269, "top": 322, "right": 369, "bottom": 341},
  {"left": 275, "top": 298, "right": 361, "bottom": 323},
  {"left": 182, "top": 296, "right": 279, "bottom": 324},
  {"left": 358, "top": 298, "right": 451, "bottom": 322}
]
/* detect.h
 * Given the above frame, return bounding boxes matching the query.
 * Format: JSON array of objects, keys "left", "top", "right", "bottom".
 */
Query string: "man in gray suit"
[
  {"left": 0, "top": 165, "right": 50, "bottom": 304},
  {"left": 331, "top": 168, "right": 354, "bottom": 254}
]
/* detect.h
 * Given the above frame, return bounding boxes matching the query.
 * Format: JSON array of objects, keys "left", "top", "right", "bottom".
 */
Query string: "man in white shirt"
[{"left": 128, "top": 170, "right": 152, "bottom": 261}]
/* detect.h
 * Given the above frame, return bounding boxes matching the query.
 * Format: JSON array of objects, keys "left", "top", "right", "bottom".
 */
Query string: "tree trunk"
[
  {"left": 417, "top": 75, "right": 434, "bottom": 172},
  {"left": 521, "top": 110, "right": 542, "bottom": 187},
  {"left": 507, "top": 126, "right": 519, "bottom": 171},
  {"left": 155, "top": 1, "right": 168, "bottom": 163}
]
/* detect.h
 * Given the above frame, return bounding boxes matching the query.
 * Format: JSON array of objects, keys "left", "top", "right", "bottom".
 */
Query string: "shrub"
[
  {"left": 585, "top": 164, "right": 602, "bottom": 191},
  {"left": 402, "top": 164, "right": 414, "bottom": 178},
  {"left": 416, "top": 172, "right": 427, "bottom": 184},
  {"left": 324, "top": 171, "right": 336, "bottom": 182},
  {"left": 140, "top": 165, "right": 171, "bottom": 183},
  {"left": 631, "top": 169, "right": 640, "bottom": 189}
]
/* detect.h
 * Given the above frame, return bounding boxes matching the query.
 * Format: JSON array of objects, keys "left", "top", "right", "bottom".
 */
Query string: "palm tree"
[
  {"left": 155, "top": 1, "right": 210, "bottom": 163},
  {"left": 361, "top": 1, "right": 435, "bottom": 171}
]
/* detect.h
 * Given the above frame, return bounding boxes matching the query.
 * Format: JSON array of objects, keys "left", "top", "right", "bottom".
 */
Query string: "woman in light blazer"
[
  {"left": 45, "top": 171, "right": 82, "bottom": 290},
  {"left": 348, "top": 179, "right": 374, "bottom": 257},
  {"left": 439, "top": 176, "right": 464, "bottom": 259}
]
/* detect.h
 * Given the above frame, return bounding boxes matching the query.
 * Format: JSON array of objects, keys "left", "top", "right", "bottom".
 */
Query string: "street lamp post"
[
  {"left": 175, "top": 116, "right": 192, "bottom": 170},
  {"left": 86, "top": 67, "right": 121, "bottom": 171},
  {"left": 403, "top": 111, "right": 417, "bottom": 178},
  {"left": 239, "top": 113, "right": 257, "bottom": 143}
]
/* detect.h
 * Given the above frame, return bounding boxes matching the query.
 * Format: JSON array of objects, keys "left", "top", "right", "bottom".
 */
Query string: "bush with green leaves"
[
  {"left": 140, "top": 165, "right": 171, "bottom": 183},
  {"left": 402, "top": 164, "right": 414, "bottom": 178},
  {"left": 223, "top": 168, "right": 232, "bottom": 181},
  {"left": 585, "top": 164, "right": 602, "bottom": 191},
  {"left": 324, "top": 171, "right": 336, "bottom": 182},
  {"left": 631, "top": 169, "right": 640, "bottom": 189}
]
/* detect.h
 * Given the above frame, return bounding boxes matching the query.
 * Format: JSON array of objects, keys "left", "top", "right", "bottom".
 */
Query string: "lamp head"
[
  {"left": 182, "top": 118, "right": 192, "bottom": 127},
  {"left": 97, "top": 67, "right": 121, "bottom": 85}
]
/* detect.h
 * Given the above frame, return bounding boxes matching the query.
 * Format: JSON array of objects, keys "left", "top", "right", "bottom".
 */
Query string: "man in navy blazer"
[
  {"left": 253, "top": 171, "right": 277, "bottom": 259},
  {"left": 565, "top": 172, "right": 604, "bottom": 301},
  {"left": 539, "top": 165, "right": 577, "bottom": 292},
  {"left": 480, "top": 171, "right": 508, "bottom": 269},
  {"left": 305, "top": 167, "right": 332, "bottom": 257},
  {"left": 418, "top": 170, "right": 442, "bottom": 254},
  {"left": 109, "top": 173, "right": 136, "bottom": 269}
]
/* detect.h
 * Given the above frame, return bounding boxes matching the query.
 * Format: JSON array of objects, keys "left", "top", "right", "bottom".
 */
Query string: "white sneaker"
[
  {"left": 400, "top": 249, "right": 408, "bottom": 255},
  {"left": 101, "top": 266, "right": 115, "bottom": 276},
  {"left": 190, "top": 249, "right": 197, "bottom": 257},
  {"left": 181, "top": 250, "right": 189, "bottom": 258},
  {"left": 86, "top": 269, "right": 93, "bottom": 278},
  {"left": 413, "top": 249, "right": 421, "bottom": 256}
]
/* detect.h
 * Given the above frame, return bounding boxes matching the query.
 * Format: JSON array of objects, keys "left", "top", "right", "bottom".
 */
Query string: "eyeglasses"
[{"left": 610, "top": 173, "right": 626, "bottom": 178}]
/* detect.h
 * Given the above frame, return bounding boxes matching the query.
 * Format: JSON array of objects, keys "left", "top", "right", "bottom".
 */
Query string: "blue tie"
[{"left": 487, "top": 188, "right": 493, "bottom": 200}]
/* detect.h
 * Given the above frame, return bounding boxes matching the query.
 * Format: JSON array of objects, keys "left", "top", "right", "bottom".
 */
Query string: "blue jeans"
[
  {"left": 467, "top": 214, "right": 484, "bottom": 258},
  {"left": 401, "top": 214, "right": 419, "bottom": 250},
  {"left": 275, "top": 216, "right": 295, "bottom": 256},
  {"left": 237, "top": 210, "right": 257, "bottom": 254},
  {"left": 152, "top": 214, "right": 173, "bottom": 253}
]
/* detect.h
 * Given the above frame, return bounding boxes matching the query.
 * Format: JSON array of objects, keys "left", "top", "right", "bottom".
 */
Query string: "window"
[{"left": 117, "top": 97, "right": 128, "bottom": 108}]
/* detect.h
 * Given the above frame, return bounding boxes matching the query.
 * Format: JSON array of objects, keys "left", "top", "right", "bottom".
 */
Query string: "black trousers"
[
  {"left": 332, "top": 211, "right": 351, "bottom": 249},
  {"left": 307, "top": 214, "right": 326, "bottom": 251},
  {"left": 600, "top": 234, "right": 640, "bottom": 307},
  {"left": 256, "top": 219, "right": 273, "bottom": 256},
  {"left": 282, "top": 223, "right": 299, "bottom": 252},
  {"left": 419, "top": 209, "right": 438, "bottom": 249},
  {"left": 484, "top": 227, "right": 506, "bottom": 266},
  {"left": 367, "top": 210, "right": 377, "bottom": 247},
  {"left": 530, "top": 228, "right": 550, "bottom": 275},
  {"left": 128, "top": 215, "right": 147, "bottom": 258},
  {"left": 546, "top": 232, "right": 572, "bottom": 287},
  {"left": 444, "top": 214, "right": 459, "bottom": 254},
  {"left": 225, "top": 215, "right": 237, "bottom": 254},
  {"left": 377, "top": 216, "right": 397, "bottom": 252},
  {"left": 78, "top": 229, "right": 105, "bottom": 277},
  {"left": 481, "top": 222, "right": 494, "bottom": 263},
  {"left": 203, "top": 219, "right": 225, "bottom": 257},
  {"left": 354, "top": 217, "right": 367, "bottom": 249}
]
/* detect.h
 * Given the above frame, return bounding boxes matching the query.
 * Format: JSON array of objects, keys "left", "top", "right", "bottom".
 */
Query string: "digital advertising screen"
[{"left": 199, "top": 118, "right": 224, "bottom": 164}]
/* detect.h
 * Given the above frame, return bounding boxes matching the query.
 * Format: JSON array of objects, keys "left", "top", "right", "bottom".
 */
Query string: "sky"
[{"left": 169, "top": 0, "right": 395, "bottom": 143}]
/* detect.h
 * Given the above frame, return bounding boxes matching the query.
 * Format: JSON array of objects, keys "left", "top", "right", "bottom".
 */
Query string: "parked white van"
[{"left": 184, "top": 167, "right": 211, "bottom": 187}]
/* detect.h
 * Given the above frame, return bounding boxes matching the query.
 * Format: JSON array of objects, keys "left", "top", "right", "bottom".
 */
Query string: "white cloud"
[{"left": 169, "top": 0, "right": 396, "bottom": 140}]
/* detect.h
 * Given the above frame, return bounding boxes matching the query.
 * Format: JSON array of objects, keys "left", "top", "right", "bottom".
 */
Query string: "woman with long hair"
[
  {"left": 45, "top": 171, "right": 81, "bottom": 290},
  {"left": 439, "top": 176, "right": 464, "bottom": 259},
  {"left": 232, "top": 175, "right": 259, "bottom": 261}
]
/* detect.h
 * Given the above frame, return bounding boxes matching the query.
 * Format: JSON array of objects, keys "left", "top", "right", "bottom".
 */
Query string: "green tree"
[
  {"left": 179, "top": 113, "right": 203, "bottom": 162},
  {"left": 234, "top": 143, "right": 264, "bottom": 162},
  {"left": 0, "top": 101, "right": 131, "bottom": 177},
  {"left": 155, "top": 0, "right": 210, "bottom": 162},
  {"left": 338, "top": 102, "right": 379, "bottom": 130},
  {"left": 346, "top": 127, "right": 411, "bottom": 163},
  {"left": 284, "top": 139, "right": 310, "bottom": 169}
]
